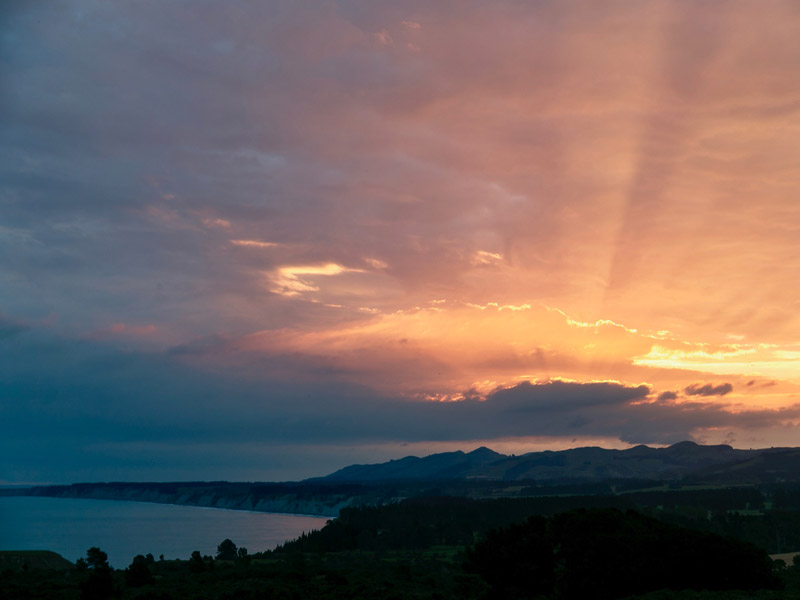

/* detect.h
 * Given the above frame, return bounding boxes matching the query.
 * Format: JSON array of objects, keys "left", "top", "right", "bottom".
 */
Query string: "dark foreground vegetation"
[
  {"left": 3, "top": 494, "right": 800, "bottom": 600},
  {"left": 7, "top": 443, "right": 800, "bottom": 598}
]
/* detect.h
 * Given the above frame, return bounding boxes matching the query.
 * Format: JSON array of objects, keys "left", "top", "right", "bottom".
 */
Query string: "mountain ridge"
[
  {"left": 8, "top": 441, "right": 800, "bottom": 519},
  {"left": 314, "top": 441, "right": 795, "bottom": 482}
]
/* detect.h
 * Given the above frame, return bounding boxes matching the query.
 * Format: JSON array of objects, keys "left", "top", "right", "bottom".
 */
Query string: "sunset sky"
[{"left": 3, "top": 0, "right": 800, "bottom": 483}]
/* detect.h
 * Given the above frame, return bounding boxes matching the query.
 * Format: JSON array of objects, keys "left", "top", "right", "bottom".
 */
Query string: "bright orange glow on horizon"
[{"left": 231, "top": 303, "right": 800, "bottom": 414}]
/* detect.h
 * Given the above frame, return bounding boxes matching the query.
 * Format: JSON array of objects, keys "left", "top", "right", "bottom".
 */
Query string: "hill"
[
  {"left": 0, "top": 550, "right": 74, "bottom": 572},
  {"left": 688, "top": 447, "right": 800, "bottom": 484},
  {"left": 9, "top": 442, "right": 800, "bottom": 520},
  {"left": 316, "top": 446, "right": 504, "bottom": 482},
  {"left": 317, "top": 441, "right": 770, "bottom": 482}
]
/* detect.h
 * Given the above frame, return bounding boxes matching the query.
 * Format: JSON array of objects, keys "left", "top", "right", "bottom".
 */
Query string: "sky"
[{"left": 2, "top": 0, "right": 800, "bottom": 483}]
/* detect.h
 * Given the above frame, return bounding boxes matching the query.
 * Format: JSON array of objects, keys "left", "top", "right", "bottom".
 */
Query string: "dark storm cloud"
[
  {"left": 685, "top": 383, "right": 733, "bottom": 397},
  {"left": 489, "top": 380, "right": 650, "bottom": 411},
  {"left": 657, "top": 391, "right": 678, "bottom": 402}
]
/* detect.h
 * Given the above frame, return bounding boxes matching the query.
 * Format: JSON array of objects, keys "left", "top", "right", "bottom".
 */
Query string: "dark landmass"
[
  {"left": 316, "top": 441, "right": 797, "bottom": 483},
  {"left": 3, "top": 500, "right": 800, "bottom": 600},
  {"left": 5, "top": 443, "right": 800, "bottom": 599},
  {"left": 6, "top": 440, "right": 800, "bottom": 599},
  {"left": 6, "top": 441, "right": 800, "bottom": 520},
  {"left": 2, "top": 481, "right": 369, "bottom": 517},
  {"left": 688, "top": 447, "right": 800, "bottom": 484},
  {"left": 273, "top": 490, "right": 800, "bottom": 556}
]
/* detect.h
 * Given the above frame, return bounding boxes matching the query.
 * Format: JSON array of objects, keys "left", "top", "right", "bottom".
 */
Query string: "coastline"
[{"left": 3, "top": 484, "right": 355, "bottom": 518}]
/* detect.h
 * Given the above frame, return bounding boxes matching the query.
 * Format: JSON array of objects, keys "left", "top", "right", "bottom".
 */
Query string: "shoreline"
[
  {"left": 8, "top": 495, "right": 332, "bottom": 520},
  {"left": 3, "top": 485, "right": 351, "bottom": 519}
]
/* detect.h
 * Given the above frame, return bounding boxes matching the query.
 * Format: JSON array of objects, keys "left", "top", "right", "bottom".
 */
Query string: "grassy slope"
[{"left": 0, "top": 550, "right": 75, "bottom": 571}]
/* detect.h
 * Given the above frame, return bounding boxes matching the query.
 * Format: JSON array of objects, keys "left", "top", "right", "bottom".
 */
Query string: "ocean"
[{"left": 0, "top": 496, "right": 327, "bottom": 568}]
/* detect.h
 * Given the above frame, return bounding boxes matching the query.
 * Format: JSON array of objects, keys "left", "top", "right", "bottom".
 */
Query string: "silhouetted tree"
[
  {"left": 86, "top": 547, "right": 109, "bottom": 570},
  {"left": 216, "top": 538, "right": 237, "bottom": 560},
  {"left": 79, "top": 547, "right": 115, "bottom": 600},
  {"left": 125, "top": 554, "right": 154, "bottom": 587},
  {"left": 188, "top": 550, "right": 205, "bottom": 573}
]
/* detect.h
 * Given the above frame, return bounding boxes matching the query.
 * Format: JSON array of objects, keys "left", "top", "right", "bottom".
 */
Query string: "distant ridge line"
[{"left": 311, "top": 441, "right": 800, "bottom": 483}]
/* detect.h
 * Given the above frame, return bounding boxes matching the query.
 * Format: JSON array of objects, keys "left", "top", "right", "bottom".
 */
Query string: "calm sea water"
[{"left": 0, "top": 496, "right": 327, "bottom": 568}]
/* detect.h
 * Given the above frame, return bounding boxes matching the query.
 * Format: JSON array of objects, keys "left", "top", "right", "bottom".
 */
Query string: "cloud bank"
[{"left": 2, "top": 325, "right": 798, "bottom": 482}]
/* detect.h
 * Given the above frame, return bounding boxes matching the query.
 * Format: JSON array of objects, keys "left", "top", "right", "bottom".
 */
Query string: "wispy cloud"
[
  {"left": 267, "top": 263, "right": 364, "bottom": 297},
  {"left": 203, "top": 218, "right": 231, "bottom": 229},
  {"left": 373, "top": 29, "right": 393, "bottom": 46},
  {"left": 471, "top": 250, "right": 504, "bottom": 265},
  {"left": 364, "top": 257, "right": 389, "bottom": 270},
  {"left": 231, "top": 239, "right": 278, "bottom": 248}
]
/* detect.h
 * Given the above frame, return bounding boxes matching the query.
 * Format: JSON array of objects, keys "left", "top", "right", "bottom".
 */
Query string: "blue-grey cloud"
[
  {"left": 490, "top": 380, "right": 650, "bottom": 411},
  {"left": 685, "top": 383, "right": 733, "bottom": 397}
]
